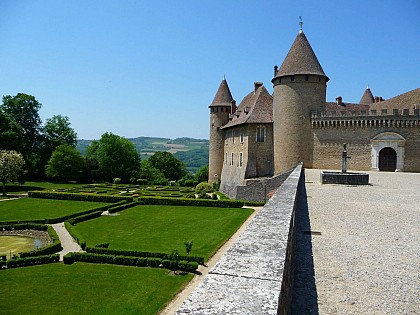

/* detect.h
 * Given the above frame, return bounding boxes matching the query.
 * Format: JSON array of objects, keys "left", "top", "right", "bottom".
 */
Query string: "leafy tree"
[
  {"left": 139, "top": 160, "right": 167, "bottom": 185},
  {"left": 0, "top": 150, "right": 25, "bottom": 195},
  {"left": 0, "top": 94, "right": 43, "bottom": 154},
  {"left": 43, "top": 115, "right": 77, "bottom": 150},
  {"left": 85, "top": 132, "right": 140, "bottom": 182},
  {"left": 194, "top": 165, "right": 209, "bottom": 183},
  {"left": 0, "top": 110, "right": 24, "bottom": 151},
  {"left": 45, "top": 145, "right": 84, "bottom": 181},
  {"left": 148, "top": 151, "right": 186, "bottom": 181}
]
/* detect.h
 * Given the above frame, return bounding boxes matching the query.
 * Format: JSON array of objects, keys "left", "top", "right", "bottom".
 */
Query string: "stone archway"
[
  {"left": 371, "top": 132, "right": 405, "bottom": 172},
  {"left": 379, "top": 147, "right": 397, "bottom": 171}
]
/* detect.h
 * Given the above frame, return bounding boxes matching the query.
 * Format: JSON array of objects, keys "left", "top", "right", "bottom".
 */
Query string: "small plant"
[
  {"left": 169, "top": 249, "right": 180, "bottom": 274},
  {"left": 184, "top": 240, "right": 193, "bottom": 256},
  {"left": 113, "top": 178, "right": 121, "bottom": 185},
  {"left": 195, "top": 182, "right": 213, "bottom": 199}
]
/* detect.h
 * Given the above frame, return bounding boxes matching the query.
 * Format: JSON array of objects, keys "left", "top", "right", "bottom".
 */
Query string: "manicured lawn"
[
  {"left": 0, "top": 235, "right": 36, "bottom": 257},
  {"left": 0, "top": 263, "right": 193, "bottom": 315},
  {"left": 0, "top": 198, "right": 109, "bottom": 222},
  {"left": 75, "top": 205, "right": 253, "bottom": 260},
  {"left": 5, "top": 181, "right": 85, "bottom": 193}
]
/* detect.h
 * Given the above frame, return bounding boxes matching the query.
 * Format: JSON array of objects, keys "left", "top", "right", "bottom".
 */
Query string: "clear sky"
[{"left": 1, "top": 0, "right": 419, "bottom": 140}]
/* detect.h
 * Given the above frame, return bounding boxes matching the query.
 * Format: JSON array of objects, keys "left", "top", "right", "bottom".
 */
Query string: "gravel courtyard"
[{"left": 292, "top": 169, "right": 420, "bottom": 314}]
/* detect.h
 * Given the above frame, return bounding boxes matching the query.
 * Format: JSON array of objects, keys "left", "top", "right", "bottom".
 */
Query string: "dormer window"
[{"left": 291, "top": 76, "right": 295, "bottom": 82}]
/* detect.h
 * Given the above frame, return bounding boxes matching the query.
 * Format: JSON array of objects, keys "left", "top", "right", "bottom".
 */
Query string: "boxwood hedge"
[{"left": 28, "top": 191, "right": 133, "bottom": 203}]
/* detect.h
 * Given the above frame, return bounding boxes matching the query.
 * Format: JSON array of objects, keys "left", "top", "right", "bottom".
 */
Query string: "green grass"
[
  {"left": 75, "top": 205, "right": 253, "bottom": 260},
  {"left": 0, "top": 198, "right": 109, "bottom": 222},
  {"left": 4, "top": 181, "right": 86, "bottom": 194},
  {"left": 0, "top": 263, "right": 193, "bottom": 315}
]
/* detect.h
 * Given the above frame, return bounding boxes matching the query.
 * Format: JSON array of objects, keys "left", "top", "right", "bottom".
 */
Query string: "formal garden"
[{"left": 0, "top": 185, "right": 256, "bottom": 314}]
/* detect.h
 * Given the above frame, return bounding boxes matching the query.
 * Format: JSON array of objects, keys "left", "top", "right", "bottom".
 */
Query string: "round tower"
[
  {"left": 272, "top": 29, "right": 329, "bottom": 173},
  {"left": 208, "top": 78, "right": 234, "bottom": 184}
]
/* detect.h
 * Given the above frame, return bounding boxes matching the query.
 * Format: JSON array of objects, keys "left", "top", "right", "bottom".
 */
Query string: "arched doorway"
[{"left": 379, "top": 147, "right": 397, "bottom": 171}]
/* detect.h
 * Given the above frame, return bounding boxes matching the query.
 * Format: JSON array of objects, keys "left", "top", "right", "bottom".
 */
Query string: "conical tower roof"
[
  {"left": 359, "top": 86, "right": 374, "bottom": 104},
  {"left": 275, "top": 31, "right": 329, "bottom": 81},
  {"left": 209, "top": 78, "right": 234, "bottom": 107}
]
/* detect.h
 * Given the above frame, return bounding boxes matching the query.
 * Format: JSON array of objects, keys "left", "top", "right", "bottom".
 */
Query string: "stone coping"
[{"left": 176, "top": 164, "right": 303, "bottom": 314}]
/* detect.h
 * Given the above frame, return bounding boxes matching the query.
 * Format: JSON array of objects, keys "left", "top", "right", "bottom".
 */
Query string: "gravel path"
[
  {"left": 51, "top": 222, "right": 84, "bottom": 261},
  {"left": 292, "top": 169, "right": 420, "bottom": 314}
]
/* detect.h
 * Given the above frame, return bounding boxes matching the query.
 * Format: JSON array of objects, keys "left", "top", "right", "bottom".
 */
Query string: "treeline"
[{"left": 0, "top": 93, "right": 208, "bottom": 186}]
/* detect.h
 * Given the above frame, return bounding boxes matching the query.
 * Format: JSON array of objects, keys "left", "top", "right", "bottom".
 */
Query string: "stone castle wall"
[{"left": 312, "top": 117, "right": 420, "bottom": 172}]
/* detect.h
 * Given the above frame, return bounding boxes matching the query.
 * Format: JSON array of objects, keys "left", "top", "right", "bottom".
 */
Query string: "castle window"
[
  {"left": 305, "top": 75, "right": 309, "bottom": 81},
  {"left": 393, "top": 109, "right": 399, "bottom": 115},
  {"left": 414, "top": 109, "right": 420, "bottom": 116},
  {"left": 256, "top": 126, "right": 266, "bottom": 143},
  {"left": 225, "top": 152, "right": 228, "bottom": 165},
  {"left": 239, "top": 152, "right": 243, "bottom": 167},
  {"left": 291, "top": 76, "right": 295, "bottom": 82},
  {"left": 381, "top": 109, "right": 387, "bottom": 115},
  {"left": 371, "top": 109, "right": 377, "bottom": 115},
  {"left": 231, "top": 153, "right": 234, "bottom": 166},
  {"left": 318, "top": 76, "right": 321, "bottom": 82},
  {"left": 232, "top": 129, "right": 235, "bottom": 143},
  {"left": 403, "top": 109, "right": 409, "bottom": 116},
  {"left": 240, "top": 128, "right": 244, "bottom": 143}
]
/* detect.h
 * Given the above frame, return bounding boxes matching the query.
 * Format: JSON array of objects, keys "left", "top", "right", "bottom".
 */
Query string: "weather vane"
[{"left": 299, "top": 16, "right": 303, "bottom": 32}]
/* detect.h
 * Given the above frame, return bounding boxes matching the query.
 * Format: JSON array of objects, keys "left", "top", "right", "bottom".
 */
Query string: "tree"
[
  {"left": 195, "top": 182, "right": 213, "bottom": 199},
  {"left": 1, "top": 94, "right": 43, "bottom": 154},
  {"left": 0, "top": 150, "right": 25, "bottom": 195},
  {"left": 43, "top": 115, "right": 77, "bottom": 150},
  {"left": 194, "top": 165, "right": 209, "bottom": 183},
  {"left": 86, "top": 132, "right": 140, "bottom": 182},
  {"left": 148, "top": 151, "right": 187, "bottom": 181},
  {"left": 45, "top": 145, "right": 84, "bottom": 181},
  {"left": 0, "top": 110, "right": 24, "bottom": 151},
  {"left": 139, "top": 160, "right": 167, "bottom": 185}
]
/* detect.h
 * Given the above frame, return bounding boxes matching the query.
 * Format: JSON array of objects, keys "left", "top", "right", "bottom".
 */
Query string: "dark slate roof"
[
  {"left": 359, "top": 86, "right": 374, "bottom": 105},
  {"left": 369, "top": 88, "right": 420, "bottom": 111},
  {"left": 275, "top": 31, "right": 329, "bottom": 81},
  {"left": 221, "top": 84, "right": 273, "bottom": 129},
  {"left": 209, "top": 79, "right": 234, "bottom": 107}
]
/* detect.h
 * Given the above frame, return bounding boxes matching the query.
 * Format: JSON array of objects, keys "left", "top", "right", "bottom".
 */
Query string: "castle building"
[{"left": 208, "top": 28, "right": 420, "bottom": 200}]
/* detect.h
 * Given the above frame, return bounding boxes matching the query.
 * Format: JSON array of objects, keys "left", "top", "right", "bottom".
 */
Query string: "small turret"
[
  {"left": 208, "top": 78, "right": 234, "bottom": 184},
  {"left": 360, "top": 86, "right": 374, "bottom": 105}
]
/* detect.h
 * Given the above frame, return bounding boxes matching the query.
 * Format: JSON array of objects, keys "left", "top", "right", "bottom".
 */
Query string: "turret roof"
[
  {"left": 359, "top": 86, "right": 374, "bottom": 104},
  {"left": 209, "top": 79, "right": 234, "bottom": 107},
  {"left": 275, "top": 31, "right": 329, "bottom": 81},
  {"left": 221, "top": 83, "right": 273, "bottom": 129}
]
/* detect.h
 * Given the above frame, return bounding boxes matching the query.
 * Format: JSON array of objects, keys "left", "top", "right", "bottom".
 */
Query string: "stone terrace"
[{"left": 292, "top": 169, "right": 420, "bottom": 314}]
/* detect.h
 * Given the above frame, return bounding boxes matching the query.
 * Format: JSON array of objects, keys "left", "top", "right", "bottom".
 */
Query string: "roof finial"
[{"left": 299, "top": 16, "right": 303, "bottom": 33}]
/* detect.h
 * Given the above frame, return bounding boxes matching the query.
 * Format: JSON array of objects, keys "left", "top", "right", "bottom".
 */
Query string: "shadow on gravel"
[{"left": 291, "top": 171, "right": 319, "bottom": 314}]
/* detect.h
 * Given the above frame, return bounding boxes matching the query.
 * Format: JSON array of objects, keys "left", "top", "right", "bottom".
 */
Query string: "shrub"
[
  {"left": 195, "top": 182, "right": 214, "bottom": 199},
  {"left": 6, "top": 254, "right": 59, "bottom": 269},
  {"left": 85, "top": 247, "right": 205, "bottom": 265},
  {"left": 113, "top": 178, "right": 121, "bottom": 185},
  {"left": 139, "top": 196, "right": 244, "bottom": 208},
  {"left": 63, "top": 252, "right": 197, "bottom": 272},
  {"left": 107, "top": 201, "right": 143, "bottom": 214},
  {"left": 28, "top": 191, "right": 133, "bottom": 203}
]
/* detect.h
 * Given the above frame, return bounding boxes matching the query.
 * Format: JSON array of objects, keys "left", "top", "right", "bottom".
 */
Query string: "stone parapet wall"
[{"left": 177, "top": 164, "right": 303, "bottom": 314}]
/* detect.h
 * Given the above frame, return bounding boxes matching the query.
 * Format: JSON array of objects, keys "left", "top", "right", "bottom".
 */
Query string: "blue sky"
[{"left": 1, "top": 0, "right": 419, "bottom": 140}]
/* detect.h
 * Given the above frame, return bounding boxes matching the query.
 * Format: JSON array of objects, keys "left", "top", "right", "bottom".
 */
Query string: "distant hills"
[{"left": 77, "top": 137, "right": 209, "bottom": 173}]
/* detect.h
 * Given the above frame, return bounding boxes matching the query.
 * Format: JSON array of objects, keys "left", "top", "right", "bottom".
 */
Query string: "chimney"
[
  {"left": 231, "top": 100, "right": 237, "bottom": 114},
  {"left": 274, "top": 65, "right": 278, "bottom": 77},
  {"left": 336, "top": 96, "right": 343, "bottom": 105},
  {"left": 254, "top": 82, "right": 263, "bottom": 93}
]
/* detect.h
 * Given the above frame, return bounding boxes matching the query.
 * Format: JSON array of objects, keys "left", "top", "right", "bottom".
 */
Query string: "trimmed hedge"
[
  {"left": 63, "top": 252, "right": 198, "bottom": 273},
  {"left": 28, "top": 191, "right": 133, "bottom": 203},
  {"left": 19, "top": 225, "right": 62, "bottom": 258},
  {"left": 0, "top": 201, "right": 129, "bottom": 225},
  {"left": 85, "top": 247, "right": 205, "bottom": 265},
  {"left": 64, "top": 221, "right": 86, "bottom": 250},
  {"left": 67, "top": 211, "right": 103, "bottom": 225},
  {"left": 6, "top": 254, "right": 59, "bottom": 269},
  {"left": 139, "top": 196, "right": 245, "bottom": 208},
  {"left": 0, "top": 223, "right": 47, "bottom": 231},
  {"left": 108, "top": 201, "right": 143, "bottom": 214}
]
